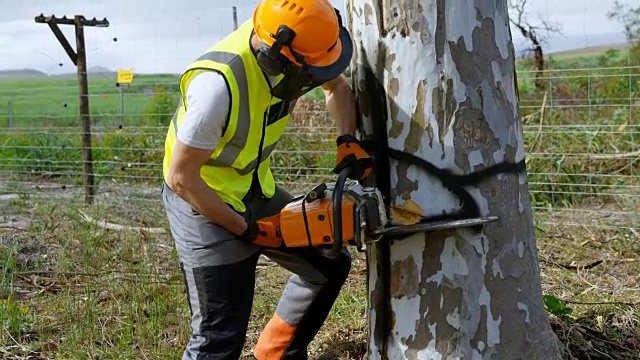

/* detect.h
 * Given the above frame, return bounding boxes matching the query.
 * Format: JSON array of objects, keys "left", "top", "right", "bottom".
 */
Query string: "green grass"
[
  {"left": 0, "top": 74, "right": 180, "bottom": 128},
  {"left": 0, "top": 41, "right": 635, "bottom": 128},
  {"left": 0, "top": 186, "right": 368, "bottom": 359},
  {"left": 1, "top": 45, "right": 639, "bottom": 359},
  {"left": 0, "top": 73, "right": 325, "bottom": 129},
  {"left": 0, "top": 181, "right": 638, "bottom": 359},
  {"left": 0, "top": 46, "right": 638, "bottom": 210},
  {"left": 548, "top": 45, "right": 631, "bottom": 66}
]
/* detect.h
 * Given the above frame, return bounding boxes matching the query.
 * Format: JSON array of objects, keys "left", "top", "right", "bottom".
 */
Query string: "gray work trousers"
[{"left": 162, "top": 182, "right": 351, "bottom": 360}]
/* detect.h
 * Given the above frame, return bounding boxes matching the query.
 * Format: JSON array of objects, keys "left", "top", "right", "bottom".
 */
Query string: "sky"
[{"left": 0, "top": 0, "right": 636, "bottom": 75}]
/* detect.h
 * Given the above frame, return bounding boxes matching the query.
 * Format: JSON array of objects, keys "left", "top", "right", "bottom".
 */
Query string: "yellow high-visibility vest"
[{"left": 163, "top": 20, "right": 292, "bottom": 213}]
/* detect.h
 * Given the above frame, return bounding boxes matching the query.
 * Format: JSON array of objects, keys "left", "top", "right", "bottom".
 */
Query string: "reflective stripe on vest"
[
  {"left": 163, "top": 20, "right": 292, "bottom": 213},
  {"left": 171, "top": 51, "right": 251, "bottom": 169},
  {"left": 199, "top": 51, "right": 250, "bottom": 168}
]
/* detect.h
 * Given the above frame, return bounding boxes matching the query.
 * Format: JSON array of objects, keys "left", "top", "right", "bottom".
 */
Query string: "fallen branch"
[
  {"left": 0, "top": 225, "right": 27, "bottom": 231},
  {"left": 17, "top": 270, "right": 167, "bottom": 277},
  {"left": 0, "top": 194, "right": 20, "bottom": 201},
  {"left": 589, "top": 150, "right": 640, "bottom": 160},
  {"left": 610, "top": 258, "right": 640, "bottom": 263},
  {"left": 562, "top": 299, "right": 638, "bottom": 306},
  {"left": 576, "top": 267, "right": 640, "bottom": 293},
  {"left": 541, "top": 258, "right": 603, "bottom": 271},
  {"left": 15, "top": 271, "right": 182, "bottom": 288},
  {"left": 78, "top": 211, "right": 166, "bottom": 234}
]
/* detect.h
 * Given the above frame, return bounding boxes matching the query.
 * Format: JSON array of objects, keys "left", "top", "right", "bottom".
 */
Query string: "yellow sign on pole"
[{"left": 117, "top": 68, "right": 134, "bottom": 84}]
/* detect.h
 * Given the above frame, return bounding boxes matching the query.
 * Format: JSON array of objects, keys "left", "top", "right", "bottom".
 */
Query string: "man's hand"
[
  {"left": 167, "top": 139, "right": 248, "bottom": 236},
  {"left": 322, "top": 75, "right": 372, "bottom": 179},
  {"left": 237, "top": 211, "right": 282, "bottom": 247},
  {"left": 334, "top": 134, "right": 373, "bottom": 180}
]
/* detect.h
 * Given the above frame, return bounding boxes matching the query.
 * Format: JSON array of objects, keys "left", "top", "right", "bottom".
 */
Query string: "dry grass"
[
  {"left": 536, "top": 206, "right": 640, "bottom": 360},
  {"left": 0, "top": 181, "right": 638, "bottom": 360},
  {"left": 0, "top": 181, "right": 369, "bottom": 360}
]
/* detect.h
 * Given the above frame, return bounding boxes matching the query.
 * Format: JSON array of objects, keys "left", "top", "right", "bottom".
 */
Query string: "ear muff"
[{"left": 256, "top": 25, "right": 305, "bottom": 76}]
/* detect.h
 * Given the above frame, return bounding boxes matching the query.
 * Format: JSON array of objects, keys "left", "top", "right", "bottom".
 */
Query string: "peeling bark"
[{"left": 347, "top": 1, "right": 562, "bottom": 359}]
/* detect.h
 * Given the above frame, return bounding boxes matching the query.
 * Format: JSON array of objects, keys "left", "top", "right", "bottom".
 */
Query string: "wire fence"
[
  {"left": 0, "top": 65, "right": 639, "bottom": 236},
  {"left": 1, "top": 3, "right": 639, "bottom": 358}
]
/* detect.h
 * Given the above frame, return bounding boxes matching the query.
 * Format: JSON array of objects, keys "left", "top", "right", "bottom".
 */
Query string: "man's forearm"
[
  {"left": 169, "top": 175, "right": 247, "bottom": 236},
  {"left": 323, "top": 75, "right": 357, "bottom": 135}
]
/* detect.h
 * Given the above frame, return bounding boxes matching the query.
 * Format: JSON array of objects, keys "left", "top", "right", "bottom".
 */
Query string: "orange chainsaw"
[
  {"left": 278, "top": 167, "right": 387, "bottom": 258},
  {"left": 273, "top": 167, "right": 498, "bottom": 259}
]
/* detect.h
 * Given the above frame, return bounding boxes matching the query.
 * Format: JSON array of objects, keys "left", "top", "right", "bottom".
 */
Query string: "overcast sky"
[{"left": 0, "top": 0, "right": 635, "bottom": 75}]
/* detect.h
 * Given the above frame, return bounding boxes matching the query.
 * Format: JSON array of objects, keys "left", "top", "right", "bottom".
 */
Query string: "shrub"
[{"left": 144, "top": 86, "right": 179, "bottom": 127}]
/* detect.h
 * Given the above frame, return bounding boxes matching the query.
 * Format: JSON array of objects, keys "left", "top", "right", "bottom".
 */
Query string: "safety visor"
[
  {"left": 270, "top": 65, "right": 324, "bottom": 101},
  {"left": 270, "top": 25, "right": 353, "bottom": 101}
]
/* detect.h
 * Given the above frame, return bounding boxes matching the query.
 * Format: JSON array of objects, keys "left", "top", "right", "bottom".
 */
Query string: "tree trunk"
[
  {"left": 346, "top": 1, "right": 562, "bottom": 359},
  {"left": 533, "top": 45, "right": 544, "bottom": 90}
]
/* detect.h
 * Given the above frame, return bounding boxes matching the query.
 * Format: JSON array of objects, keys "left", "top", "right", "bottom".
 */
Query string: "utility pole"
[
  {"left": 348, "top": 1, "right": 562, "bottom": 359},
  {"left": 232, "top": 6, "right": 238, "bottom": 30},
  {"left": 35, "top": 14, "right": 109, "bottom": 205},
  {"left": 7, "top": 95, "right": 13, "bottom": 128},
  {"left": 118, "top": 85, "right": 125, "bottom": 123}
]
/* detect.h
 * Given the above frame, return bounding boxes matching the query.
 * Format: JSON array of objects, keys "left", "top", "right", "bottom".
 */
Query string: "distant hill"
[
  {"left": 0, "top": 66, "right": 119, "bottom": 80},
  {"left": 48, "top": 66, "right": 118, "bottom": 80},
  {"left": 548, "top": 42, "right": 629, "bottom": 57},
  {"left": 87, "top": 66, "right": 117, "bottom": 78},
  {"left": 0, "top": 69, "right": 47, "bottom": 78},
  {"left": 514, "top": 31, "right": 628, "bottom": 58}
]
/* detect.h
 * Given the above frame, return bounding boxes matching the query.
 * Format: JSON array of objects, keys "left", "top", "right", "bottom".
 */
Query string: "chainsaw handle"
[{"left": 320, "top": 166, "right": 352, "bottom": 259}]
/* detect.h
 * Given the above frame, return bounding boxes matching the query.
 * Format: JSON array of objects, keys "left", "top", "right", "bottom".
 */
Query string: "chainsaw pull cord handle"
[{"left": 320, "top": 166, "right": 352, "bottom": 259}]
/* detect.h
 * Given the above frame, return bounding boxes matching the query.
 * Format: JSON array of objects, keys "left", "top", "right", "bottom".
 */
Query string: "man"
[{"left": 161, "top": 0, "right": 373, "bottom": 359}]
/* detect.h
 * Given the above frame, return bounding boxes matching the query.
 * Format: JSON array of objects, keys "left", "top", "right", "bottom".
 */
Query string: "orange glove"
[
  {"left": 238, "top": 213, "right": 283, "bottom": 248},
  {"left": 334, "top": 134, "right": 373, "bottom": 180}
]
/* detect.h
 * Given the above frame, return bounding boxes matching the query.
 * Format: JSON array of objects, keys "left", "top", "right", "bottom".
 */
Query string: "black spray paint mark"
[
  {"left": 376, "top": 146, "right": 526, "bottom": 223},
  {"left": 358, "top": 43, "right": 392, "bottom": 208},
  {"left": 355, "top": 41, "right": 525, "bottom": 226},
  {"left": 356, "top": 42, "right": 392, "bottom": 355}
]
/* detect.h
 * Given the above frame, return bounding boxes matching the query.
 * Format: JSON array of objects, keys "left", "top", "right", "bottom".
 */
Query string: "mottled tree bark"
[{"left": 346, "top": 1, "right": 562, "bottom": 359}]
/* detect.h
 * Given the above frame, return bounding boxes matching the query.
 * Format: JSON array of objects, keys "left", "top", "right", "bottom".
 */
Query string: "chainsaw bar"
[{"left": 372, "top": 216, "right": 499, "bottom": 237}]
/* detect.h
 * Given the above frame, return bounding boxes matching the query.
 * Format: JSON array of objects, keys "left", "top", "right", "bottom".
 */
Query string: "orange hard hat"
[{"left": 253, "top": 0, "right": 352, "bottom": 81}]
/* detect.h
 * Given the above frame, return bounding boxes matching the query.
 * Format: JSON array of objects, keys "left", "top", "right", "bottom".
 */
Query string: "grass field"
[
  {"left": 546, "top": 43, "right": 631, "bottom": 64},
  {"left": 0, "top": 74, "right": 181, "bottom": 128},
  {"left": 0, "top": 181, "right": 638, "bottom": 359},
  {"left": 0, "top": 73, "right": 327, "bottom": 129},
  {"left": 0, "top": 183, "right": 368, "bottom": 359},
  {"left": 1, "top": 44, "right": 640, "bottom": 359},
  {"left": 0, "top": 40, "right": 634, "bottom": 129}
]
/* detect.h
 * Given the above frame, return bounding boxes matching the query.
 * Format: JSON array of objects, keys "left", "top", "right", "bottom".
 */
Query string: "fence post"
[
  {"left": 8, "top": 94, "right": 13, "bottom": 128},
  {"left": 232, "top": 6, "right": 238, "bottom": 30},
  {"left": 75, "top": 16, "right": 95, "bottom": 205},
  {"left": 119, "top": 85, "right": 125, "bottom": 124},
  {"left": 35, "top": 13, "right": 108, "bottom": 206}
]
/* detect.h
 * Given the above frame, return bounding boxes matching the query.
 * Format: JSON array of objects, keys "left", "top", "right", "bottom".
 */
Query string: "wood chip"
[{"left": 390, "top": 199, "right": 424, "bottom": 225}]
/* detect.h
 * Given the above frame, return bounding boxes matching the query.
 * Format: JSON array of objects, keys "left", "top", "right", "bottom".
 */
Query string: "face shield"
[{"left": 269, "top": 64, "right": 325, "bottom": 101}]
